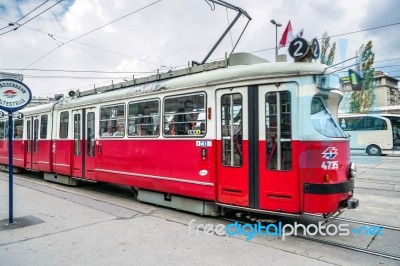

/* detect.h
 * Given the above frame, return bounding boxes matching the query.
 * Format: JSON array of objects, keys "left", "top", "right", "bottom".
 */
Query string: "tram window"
[
  {"left": 87, "top": 112, "right": 95, "bottom": 157},
  {"left": 33, "top": 119, "right": 39, "bottom": 152},
  {"left": 99, "top": 104, "right": 125, "bottom": 137},
  {"left": 27, "top": 120, "right": 31, "bottom": 152},
  {"left": 40, "top": 115, "right": 48, "bottom": 139},
  {"left": 14, "top": 119, "right": 23, "bottom": 139},
  {"left": 74, "top": 114, "right": 81, "bottom": 156},
  {"left": 0, "top": 121, "right": 4, "bottom": 139},
  {"left": 4, "top": 121, "right": 8, "bottom": 139},
  {"left": 221, "top": 93, "right": 242, "bottom": 167},
  {"left": 59, "top": 111, "right": 69, "bottom": 139},
  {"left": 265, "top": 91, "right": 292, "bottom": 170},
  {"left": 128, "top": 100, "right": 160, "bottom": 137},
  {"left": 163, "top": 93, "right": 206, "bottom": 137},
  {"left": 311, "top": 96, "right": 345, "bottom": 138}
]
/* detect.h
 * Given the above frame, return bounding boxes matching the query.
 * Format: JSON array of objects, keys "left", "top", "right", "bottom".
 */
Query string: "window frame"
[
  {"left": 99, "top": 103, "right": 126, "bottom": 138},
  {"left": 40, "top": 114, "right": 48, "bottom": 139},
  {"left": 127, "top": 98, "right": 160, "bottom": 137},
  {"left": 59, "top": 111, "right": 69, "bottom": 139},
  {"left": 163, "top": 92, "right": 207, "bottom": 138}
]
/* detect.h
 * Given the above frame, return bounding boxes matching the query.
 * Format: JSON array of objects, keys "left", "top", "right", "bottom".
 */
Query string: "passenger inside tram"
[
  {"left": 113, "top": 123, "right": 125, "bottom": 137},
  {"left": 174, "top": 100, "right": 199, "bottom": 135},
  {"left": 102, "top": 125, "right": 114, "bottom": 136},
  {"left": 139, "top": 106, "right": 153, "bottom": 135}
]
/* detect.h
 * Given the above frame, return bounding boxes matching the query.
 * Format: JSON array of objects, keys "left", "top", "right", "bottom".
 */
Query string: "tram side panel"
[
  {"left": 12, "top": 139, "right": 25, "bottom": 169},
  {"left": 95, "top": 138, "right": 217, "bottom": 201},
  {"left": 299, "top": 141, "right": 351, "bottom": 213}
]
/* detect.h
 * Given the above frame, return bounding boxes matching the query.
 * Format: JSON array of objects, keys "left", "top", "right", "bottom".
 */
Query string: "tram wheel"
[
  {"left": 366, "top": 144, "right": 381, "bottom": 156},
  {"left": 130, "top": 187, "right": 138, "bottom": 198}
]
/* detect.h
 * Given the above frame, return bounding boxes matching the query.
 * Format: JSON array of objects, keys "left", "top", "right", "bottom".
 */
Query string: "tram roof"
[{"left": 22, "top": 53, "right": 330, "bottom": 113}]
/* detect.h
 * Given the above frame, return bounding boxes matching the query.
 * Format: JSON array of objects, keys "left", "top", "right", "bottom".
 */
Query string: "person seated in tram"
[
  {"left": 173, "top": 100, "right": 199, "bottom": 135},
  {"left": 113, "top": 123, "right": 125, "bottom": 137},
  {"left": 102, "top": 125, "right": 114, "bottom": 136},
  {"left": 139, "top": 106, "right": 153, "bottom": 135}
]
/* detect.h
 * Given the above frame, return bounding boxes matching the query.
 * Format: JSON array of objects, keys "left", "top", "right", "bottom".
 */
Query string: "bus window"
[{"left": 364, "top": 116, "right": 387, "bottom": 130}]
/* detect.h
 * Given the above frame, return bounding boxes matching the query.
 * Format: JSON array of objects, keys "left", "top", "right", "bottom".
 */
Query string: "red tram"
[{"left": 0, "top": 52, "right": 358, "bottom": 216}]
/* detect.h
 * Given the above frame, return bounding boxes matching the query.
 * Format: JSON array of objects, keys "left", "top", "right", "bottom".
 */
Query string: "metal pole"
[
  {"left": 275, "top": 25, "right": 278, "bottom": 59},
  {"left": 8, "top": 112, "right": 13, "bottom": 224},
  {"left": 270, "top": 19, "right": 281, "bottom": 62}
]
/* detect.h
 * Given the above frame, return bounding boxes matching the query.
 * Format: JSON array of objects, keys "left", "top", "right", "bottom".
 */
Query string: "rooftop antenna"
[{"left": 194, "top": 0, "right": 252, "bottom": 66}]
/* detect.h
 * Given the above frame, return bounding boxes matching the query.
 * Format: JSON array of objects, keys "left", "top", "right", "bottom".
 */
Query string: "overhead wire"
[
  {"left": 0, "top": 0, "right": 51, "bottom": 31},
  {"left": 0, "top": 68, "right": 156, "bottom": 74},
  {"left": 0, "top": 0, "right": 64, "bottom": 36},
  {"left": 0, "top": 17, "right": 160, "bottom": 66},
  {"left": 250, "top": 21, "right": 400, "bottom": 54},
  {"left": 2, "top": 3, "right": 399, "bottom": 93},
  {"left": 18, "top": 0, "right": 162, "bottom": 71}
]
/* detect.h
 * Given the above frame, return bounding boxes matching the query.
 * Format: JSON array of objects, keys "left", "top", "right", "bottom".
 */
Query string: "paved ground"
[{"left": 0, "top": 154, "right": 399, "bottom": 265}]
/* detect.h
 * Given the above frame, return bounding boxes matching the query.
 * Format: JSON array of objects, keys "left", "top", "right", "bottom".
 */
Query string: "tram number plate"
[
  {"left": 321, "top": 161, "right": 338, "bottom": 170},
  {"left": 196, "top": 141, "right": 212, "bottom": 147}
]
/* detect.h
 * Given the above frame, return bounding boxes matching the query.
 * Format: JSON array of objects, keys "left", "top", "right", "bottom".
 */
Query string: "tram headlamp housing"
[
  {"left": 349, "top": 162, "right": 357, "bottom": 178},
  {"left": 314, "top": 74, "right": 341, "bottom": 91}
]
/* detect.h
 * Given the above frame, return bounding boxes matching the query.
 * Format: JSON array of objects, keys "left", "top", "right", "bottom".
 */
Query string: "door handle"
[{"left": 97, "top": 145, "right": 102, "bottom": 154}]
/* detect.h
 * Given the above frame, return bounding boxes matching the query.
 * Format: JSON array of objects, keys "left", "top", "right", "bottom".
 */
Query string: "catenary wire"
[
  {"left": 0, "top": 0, "right": 64, "bottom": 36},
  {"left": 0, "top": 0, "right": 51, "bottom": 31}
]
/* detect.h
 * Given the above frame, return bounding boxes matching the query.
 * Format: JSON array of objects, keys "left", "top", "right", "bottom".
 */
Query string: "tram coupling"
[{"left": 340, "top": 197, "right": 359, "bottom": 209}]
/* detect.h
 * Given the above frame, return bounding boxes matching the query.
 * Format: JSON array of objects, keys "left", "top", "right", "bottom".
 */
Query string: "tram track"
[
  {"left": 305, "top": 213, "right": 400, "bottom": 232},
  {"left": 294, "top": 234, "right": 400, "bottom": 261},
  {"left": 220, "top": 216, "right": 400, "bottom": 262},
  {"left": 5, "top": 173, "right": 400, "bottom": 261}
]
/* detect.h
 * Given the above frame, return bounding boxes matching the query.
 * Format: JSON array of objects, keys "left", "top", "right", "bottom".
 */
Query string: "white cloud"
[{"left": 0, "top": 0, "right": 398, "bottom": 97}]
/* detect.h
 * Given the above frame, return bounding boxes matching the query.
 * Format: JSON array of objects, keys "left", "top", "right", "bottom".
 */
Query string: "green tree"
[
  {"left": 349, "top": 40, "right": 376, "bottom": 113},
  {"left": 320, "top": 32, "right": 336, "bottom": 66}
]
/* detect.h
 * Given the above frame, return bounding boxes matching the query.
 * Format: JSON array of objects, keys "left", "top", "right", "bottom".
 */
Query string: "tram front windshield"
[{"left": 311, "top": 96, "right": 347, "bottom": 138}]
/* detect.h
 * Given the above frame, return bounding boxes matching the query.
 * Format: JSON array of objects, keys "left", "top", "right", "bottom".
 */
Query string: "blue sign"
[{"left": 0, "top": 79, "right": 32, "bottom": 112}]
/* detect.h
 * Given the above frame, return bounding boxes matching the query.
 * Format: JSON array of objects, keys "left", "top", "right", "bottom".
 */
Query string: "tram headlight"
[{"left": 349, "top": 162, "right": 357, "bottom": 178}]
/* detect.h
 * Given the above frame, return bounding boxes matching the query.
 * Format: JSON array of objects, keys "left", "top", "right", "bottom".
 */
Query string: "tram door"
[
  {"left": 216, "top": 87, "right": 250, "bottom": 207},
  {"left": 258, "top": 83, "right": 298, "bottom": 213},
  {"left": 24, "top": 116, "right": 39, "bottom": 171},
  {"left": 217, "top": 84, "right": 298, "bottom": 212},
  {"left": 71, "top": 108, "right": 96, "bottom": 180}
]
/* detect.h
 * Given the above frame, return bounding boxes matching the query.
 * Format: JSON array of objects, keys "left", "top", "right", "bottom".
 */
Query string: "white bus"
[{"left": 339, "top": 114, "right": 400, "bottom": 155}]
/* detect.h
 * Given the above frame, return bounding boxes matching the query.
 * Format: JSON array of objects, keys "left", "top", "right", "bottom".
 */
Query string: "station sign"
[{"left": 0, "top": 79, "right": 32, "bottom": 112}]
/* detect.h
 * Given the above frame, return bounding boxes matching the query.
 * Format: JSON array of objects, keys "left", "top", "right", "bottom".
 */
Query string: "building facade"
[{"left": 339, "top": 71, "right": 399, "bottom": 113}]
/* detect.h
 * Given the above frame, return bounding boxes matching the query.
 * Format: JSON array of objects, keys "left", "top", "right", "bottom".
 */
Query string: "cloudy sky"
[{"left": 0, "top": 0, "right": 399, "bottom": 97}]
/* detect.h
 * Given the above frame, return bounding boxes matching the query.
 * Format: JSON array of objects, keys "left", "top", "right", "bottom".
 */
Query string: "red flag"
[{"left": 278, "top": 21, "right": 294, "bottom": 50}]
